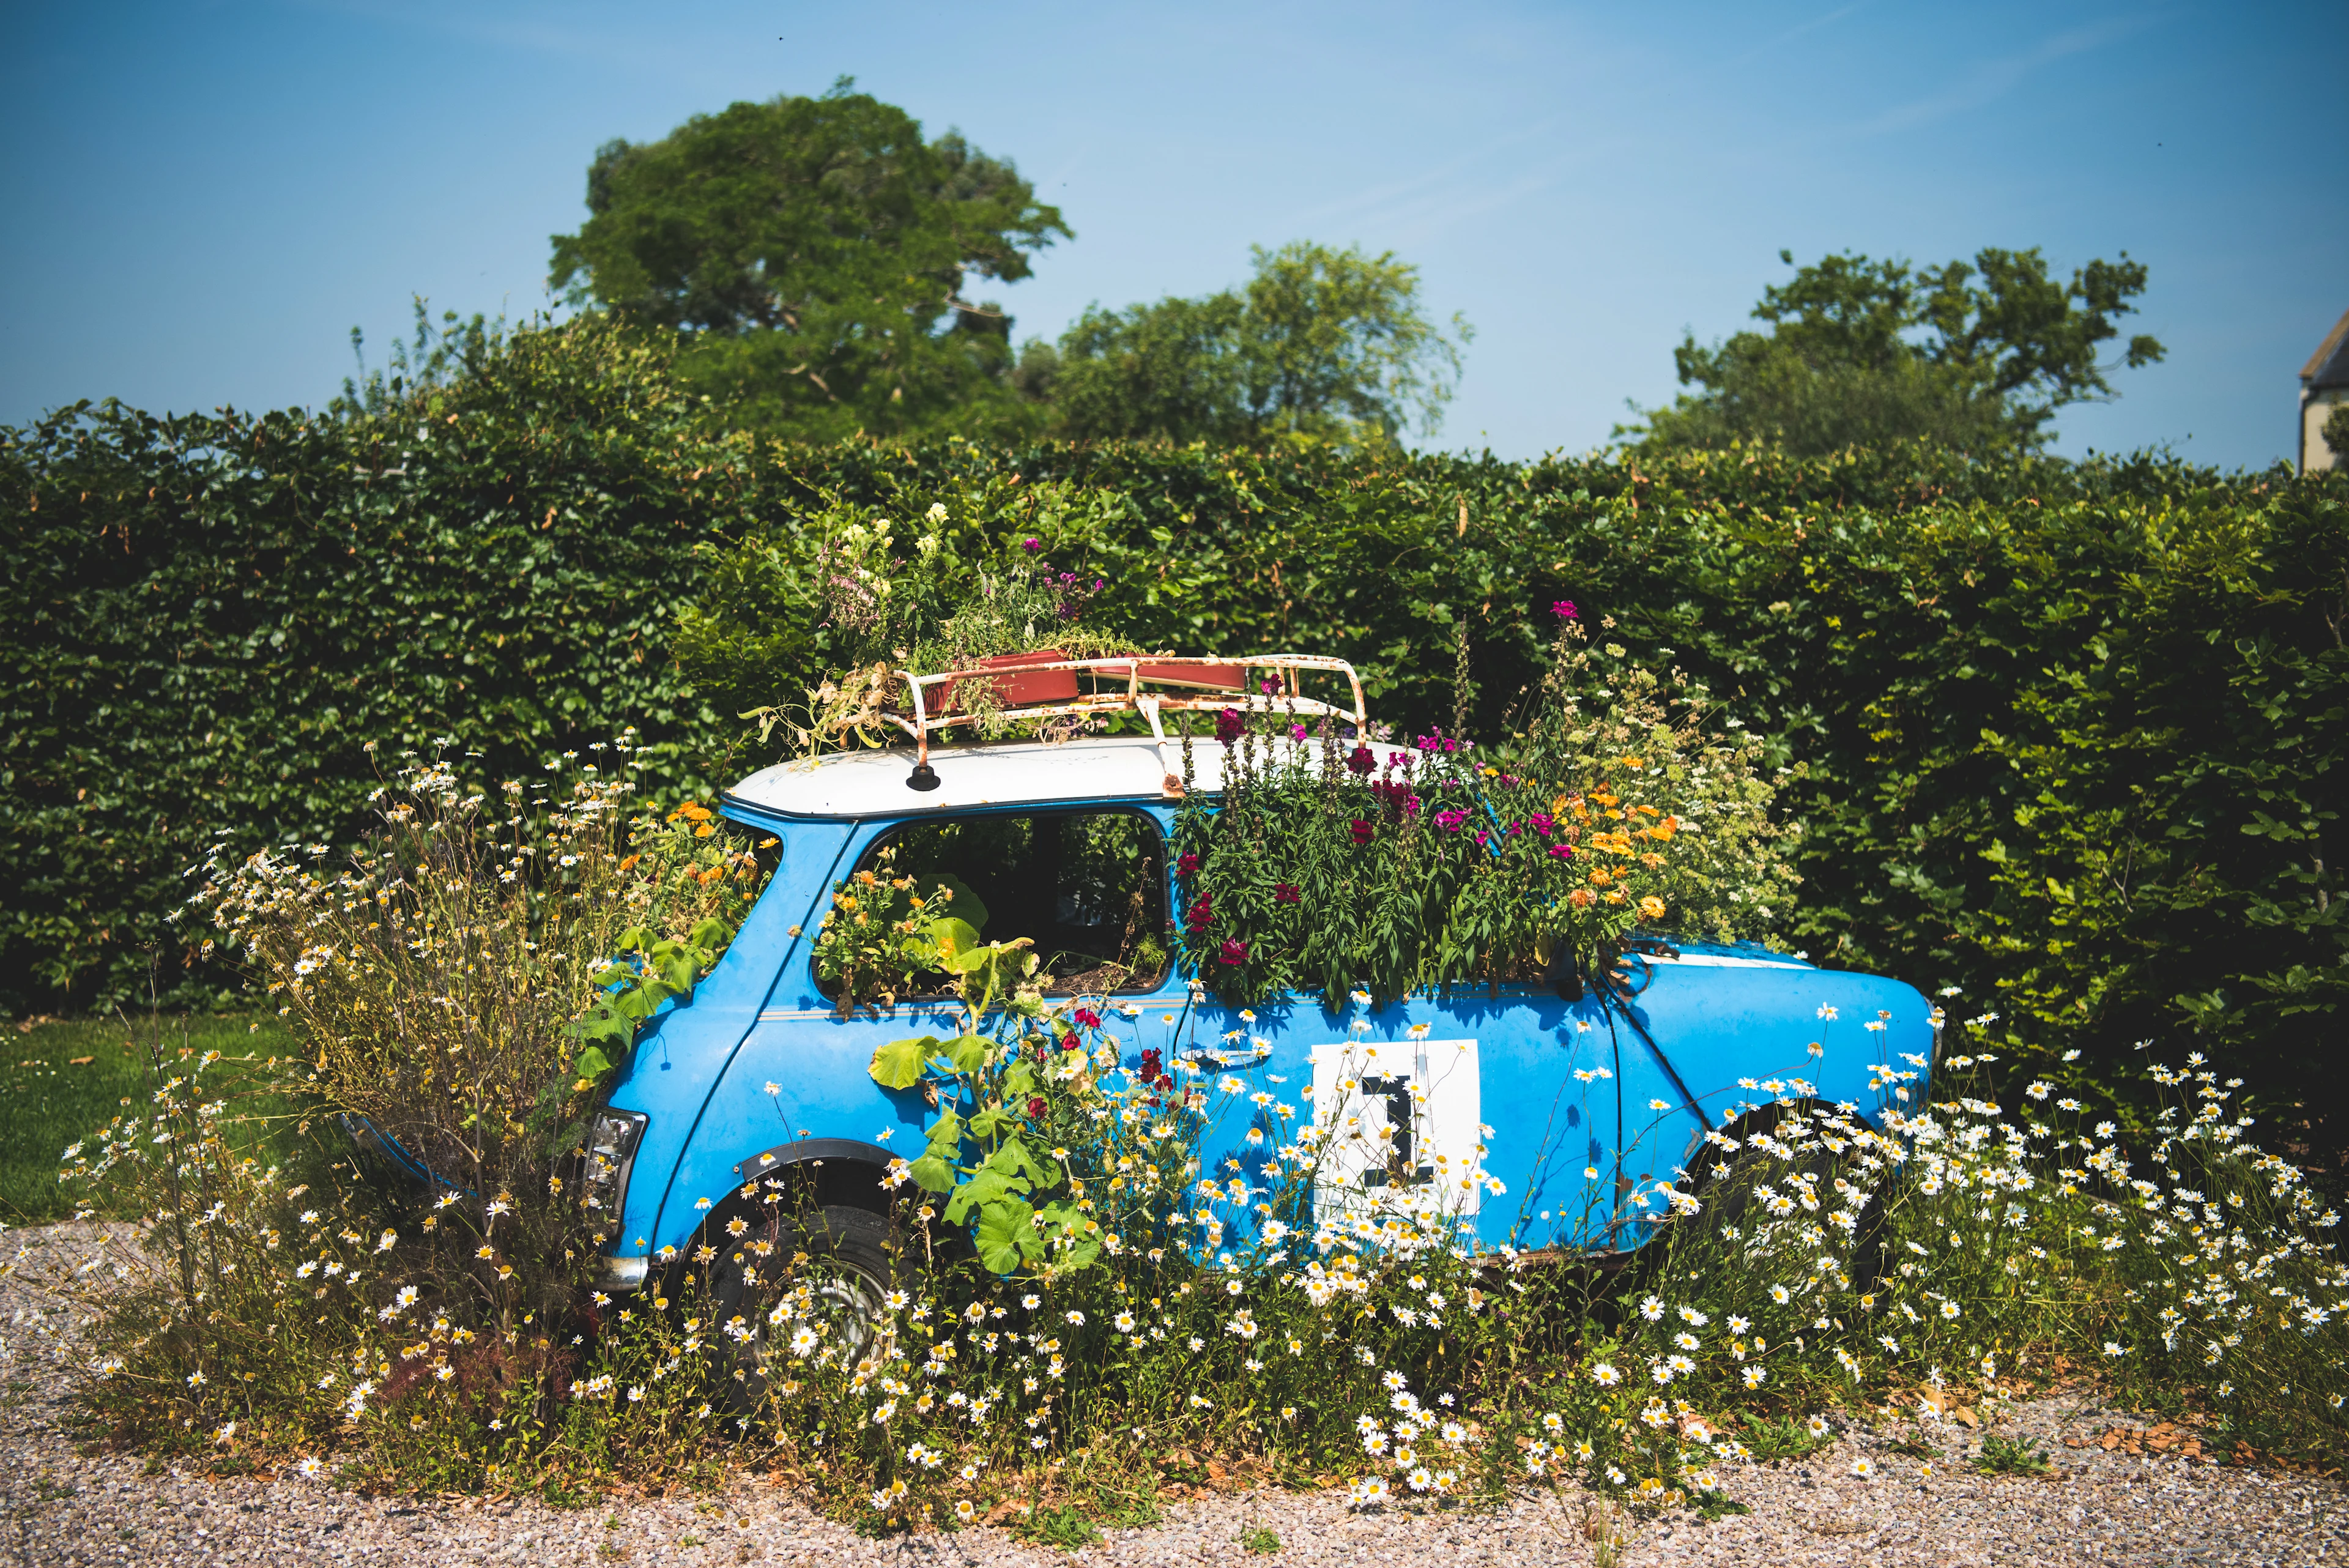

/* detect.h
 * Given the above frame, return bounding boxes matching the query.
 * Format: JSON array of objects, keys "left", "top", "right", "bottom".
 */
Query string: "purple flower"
[
  {"left": 1217, "top": 938, "right": 1249, "bottom": 967},
  {"left": 1552, "top": 599, "right": 1579, "bottom": 620},
  {"left": 1215, "top": 708, "right": 1246, "bottom": 745}
]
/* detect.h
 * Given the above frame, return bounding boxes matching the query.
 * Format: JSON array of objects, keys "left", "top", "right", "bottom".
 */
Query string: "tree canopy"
[
  {"left": 1035, "top": 242, "right": 1472, "bottom": 447},
  {"left": 1623, "top": 247, "right": 2165, "bottom": 455},
  {"left": 548, "top": 78, "right": 1069, "bottom": 442}
]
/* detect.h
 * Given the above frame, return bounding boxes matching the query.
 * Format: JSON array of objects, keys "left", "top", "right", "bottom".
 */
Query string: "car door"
[{"left": 1182, "top": 979, "right": 1622, "bottom": 1255}]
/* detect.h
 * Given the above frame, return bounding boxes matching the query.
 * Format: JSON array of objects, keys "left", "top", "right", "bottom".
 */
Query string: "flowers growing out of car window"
[{"left": 1171, "top": 616, "right": 1798, "bottom": 1008}]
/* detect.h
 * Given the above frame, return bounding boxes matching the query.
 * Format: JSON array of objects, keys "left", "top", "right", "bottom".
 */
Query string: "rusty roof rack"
[{"left": 889, "top": 653, "right": 1367, "bottom": 792}]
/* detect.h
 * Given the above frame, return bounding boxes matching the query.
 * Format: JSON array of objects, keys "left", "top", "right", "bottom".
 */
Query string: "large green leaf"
[
  {"left": 925, "top": 917, "right": 981, "bottom": 962},
  {"left": 943, "top": 1163, "right": 1020, "bottom": 1224},
  {"left": 929, "top": 874, "right": 989, "bottom": 933},
  {"left": 906, "top": 1153, "right": 956, "bottom": 1192},
  {"left": 991, "top": 1134, "right": 1053, "bottom": 1191},
  {"left": 868, "top": 1035, "right": 938, "bottom": 1091},
  {"left": 944, "top": 1033, "right": 992, "bottom": 1076},
  {"left": 973, "top": 1197, "right": 1038, "bottom": 1274}
]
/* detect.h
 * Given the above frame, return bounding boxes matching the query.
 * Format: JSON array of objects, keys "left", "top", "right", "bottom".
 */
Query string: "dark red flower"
[
  {"left": 1059, "top": 1030, "right": 1082, "bottom": 1052},
  {"left": 1346, "top": 745, "right": 1376, "bottom": 776},
  {"left": 1026, "top": 1096, "right": 1047, "bottom": 1118},
  {"left": 1178, "top": 852, "right": 1200, "bottom": 874},
  {"left": 1074, "top": 1007, "right": 1101, "bottom": 1029},
  {"left": 1349, "top": 819, "right": 1375, "bottom": 845},
  {"left": 1275, "top": 882, "right": 1301, "bottom": 904},
  {"left": 1185, "top": 893, "right": 1214, "bottom": 931},
  {"left": 1215, "top": 707, "right": 1246, "bottom": 745},
  {"left": 1217, "top": 938, "right": 1248, "bottom": 966},
  {"left": 1140, "top": 1047, "right": 1163, "bottom": 1079}
]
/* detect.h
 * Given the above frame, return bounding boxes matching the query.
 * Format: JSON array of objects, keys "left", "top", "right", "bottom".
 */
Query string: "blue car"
[{"left": 584, "top": 655, "right": 1940, "bottom": 1307}]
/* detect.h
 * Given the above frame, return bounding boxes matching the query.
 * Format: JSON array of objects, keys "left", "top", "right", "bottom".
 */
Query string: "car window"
[{"left": 838, "top": 809, "right": 1171, "bottom": 997}]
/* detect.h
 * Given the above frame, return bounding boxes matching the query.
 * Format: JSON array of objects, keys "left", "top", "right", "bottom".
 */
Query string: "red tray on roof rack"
[{"left": 885, "top": 652, "right": 1369, "bottom": 791}]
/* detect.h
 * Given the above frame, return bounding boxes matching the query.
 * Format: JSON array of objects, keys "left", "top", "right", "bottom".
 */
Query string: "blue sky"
[{"left": 4, "top": 1, "right": 2342, "bottom": 467}]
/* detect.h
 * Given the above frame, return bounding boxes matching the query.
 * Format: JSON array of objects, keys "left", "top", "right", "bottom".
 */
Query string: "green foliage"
[
  {"left": 0, "top": 313, "right": 772, "bottom": 1016},
  {"left": 1625, "top": 247, "right": 2165, "bottom": 455},
  {"left": 2322, "top": 401, "right": 2349, "bottom": 469},
  {"left": 1041, "top": 241, "right": 1471, "bottom": 445},
  {"left": 573, "top": 916, "right": 732, "bottom": 1064},
  {"left": 1970, "top": 1431, "right": 2054, "bottom": 1477},
  {"left": 549, "top": 78, "right": 1069, "bottom": 442}
]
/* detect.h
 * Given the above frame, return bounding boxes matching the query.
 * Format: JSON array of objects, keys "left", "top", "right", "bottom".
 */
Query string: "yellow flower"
[{"left": 1638, "top": 896, "right": 1666, "bottom": 920}]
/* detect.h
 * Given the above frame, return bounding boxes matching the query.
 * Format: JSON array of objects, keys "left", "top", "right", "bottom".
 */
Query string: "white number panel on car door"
[{"left": 1309, "top": 1036, "right": 1482, "bottom": 1225}]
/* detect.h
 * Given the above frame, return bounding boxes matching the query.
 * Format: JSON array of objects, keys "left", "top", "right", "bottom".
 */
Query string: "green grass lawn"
[{"left": 0, "top": 1014, "right": 299, "bottom": 1223}]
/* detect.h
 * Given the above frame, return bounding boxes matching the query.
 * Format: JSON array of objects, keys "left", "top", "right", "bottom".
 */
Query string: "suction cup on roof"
[{"left": 907, "top": 762, "right": 940, "bottom": 792}]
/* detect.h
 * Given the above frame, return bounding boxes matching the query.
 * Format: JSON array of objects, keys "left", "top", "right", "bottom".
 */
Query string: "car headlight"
[{"left": 585, "top": 1108, "right": 648, "bottom": 1256}]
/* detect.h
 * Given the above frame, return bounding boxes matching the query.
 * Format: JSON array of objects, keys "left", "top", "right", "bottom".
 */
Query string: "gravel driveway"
[{"left": 5, "top": 1224, "right": 2342, "bottom": 1567}]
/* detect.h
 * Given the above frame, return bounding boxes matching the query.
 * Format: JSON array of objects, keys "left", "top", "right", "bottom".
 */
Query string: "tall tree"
[
  {"left": 1623, "top": 247, "right": 2165, "bottom": 455},
  {"left": 549, "top": 79, "right": 1069, "bottom": 440},
  {"left": 1039, "top": 242, "right": 1471, "bottom": 447}
]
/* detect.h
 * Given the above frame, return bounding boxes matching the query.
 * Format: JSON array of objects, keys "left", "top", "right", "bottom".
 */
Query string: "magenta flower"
[
  {"left": 1215, "top": 708, "right": 1246, "bottom": 745},
  {"left": 1178, "top": 852, "right": 1200, "bottom": 874},
  {"left": 1217, "top": 938, "right": 1249, "bottom": 967},
  {"left": 1434, "top": 808, "right": 1469, "bottom": 831},
  {"left": 1022, "top": 537, "right": 1043, "bottom": 554},
  {"left": 1552, "top": 600, "right": 1579, "bottom": 620},
  {"left": 1547, "top": 844, "right": 1575, "bottom": 860}
]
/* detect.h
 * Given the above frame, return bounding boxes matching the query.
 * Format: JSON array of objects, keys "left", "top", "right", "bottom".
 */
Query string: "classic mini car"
[{"left": 583, "top": 653, "right": 1939, "bottom": 1303}]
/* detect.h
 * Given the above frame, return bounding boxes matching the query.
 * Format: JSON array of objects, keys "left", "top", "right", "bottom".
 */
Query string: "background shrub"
[{"left": 5, "top": 316, "right": 2344, "bottom": 1169}]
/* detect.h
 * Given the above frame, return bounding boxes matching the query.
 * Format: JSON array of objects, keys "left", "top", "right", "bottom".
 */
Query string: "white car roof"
[{"left": 722, "top": 735, "right": 1398, "bottom": 820}]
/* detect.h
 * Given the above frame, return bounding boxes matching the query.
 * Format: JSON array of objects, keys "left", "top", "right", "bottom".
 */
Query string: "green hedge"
[{"left": 6, "top": 319, "right": 2343, "bottom": 1164}]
